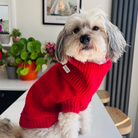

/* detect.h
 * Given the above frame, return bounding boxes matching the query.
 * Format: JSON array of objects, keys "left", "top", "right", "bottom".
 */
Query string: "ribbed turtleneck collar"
[
  {"left": 67, "top": 57, "right": 112, "bottom": 73},
  {"left": 58, "top": 57, "right": 112, "bottom": 97}
]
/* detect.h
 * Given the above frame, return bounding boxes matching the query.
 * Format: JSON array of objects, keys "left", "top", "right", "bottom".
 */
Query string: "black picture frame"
[{"left": 42, "top": 0, "right": 81, "bottom": 25}]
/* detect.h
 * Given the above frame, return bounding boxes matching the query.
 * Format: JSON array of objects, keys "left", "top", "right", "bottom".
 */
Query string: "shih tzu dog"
[{"left": 0, "top": 9, "right": 126, "bottom": 138}]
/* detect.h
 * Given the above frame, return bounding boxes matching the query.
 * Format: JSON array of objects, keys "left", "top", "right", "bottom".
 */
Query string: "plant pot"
[
  {"left": 12, "top": 38, "right": 20, "bottom": 43},
  {"left": 6, "top": 66, "right": 18, "bottom": 79},
  {"left": 0, "top": 34, "right": 10, "bottom": 44},
  {"left": 18, "top": 62, "right": 38, "bottom": 81}
]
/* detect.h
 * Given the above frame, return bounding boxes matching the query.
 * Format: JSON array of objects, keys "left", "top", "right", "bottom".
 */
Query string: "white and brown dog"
[{"left": 0, "top": 9, "right": 126, "bottom": 138}]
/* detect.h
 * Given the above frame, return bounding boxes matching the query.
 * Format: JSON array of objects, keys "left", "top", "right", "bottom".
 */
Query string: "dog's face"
[{"left": 56, "top": 9, "right": 126, "bottom": 64}]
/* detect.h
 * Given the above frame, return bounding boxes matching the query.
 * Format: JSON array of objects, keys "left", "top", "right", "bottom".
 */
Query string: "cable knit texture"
[{"left": 19, "top": 58, "right": 112, "bottom": 129}]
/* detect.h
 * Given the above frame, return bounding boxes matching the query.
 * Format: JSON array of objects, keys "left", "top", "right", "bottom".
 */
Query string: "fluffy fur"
[
  {"left": 0, "top": 118, "right": 23, "bottom": 138},
  {"left": 56, "top": 9, "right": 126, "bottom": 64},
  {"left": 0, "top": 8, "right": 126, "bottom": 138}
]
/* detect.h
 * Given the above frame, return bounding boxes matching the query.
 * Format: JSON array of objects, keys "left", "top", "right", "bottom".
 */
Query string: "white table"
[
  {"left": 1, "top": 90, "right": 122, "bottom": 138},
  {"left": 0, "top": 70, "right": 37, "bottom": 91}
]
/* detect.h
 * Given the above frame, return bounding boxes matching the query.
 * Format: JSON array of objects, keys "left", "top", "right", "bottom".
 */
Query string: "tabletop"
[
  {"left": 1, "top": 90, "right": 122, "bottom": 138},
  {"left": 0, "top": 70, "right": 38, "bottom": 91}
]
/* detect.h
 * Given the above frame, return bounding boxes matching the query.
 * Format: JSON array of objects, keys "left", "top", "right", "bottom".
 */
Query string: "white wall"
[
  {"left": 68, "top": 0, "right": 77, "bottom": 6},
  {"left": 0, "top": 6, "right": 9, "bottom": 20},
  {"left": 134, "top": 100, "right": 138, "bottom": 138},
  {"left": 15, "top": 0, "right": 63, "bottom": 45},
  {"left": 129, "top": 16, "right": 138, "bottom": 138}
]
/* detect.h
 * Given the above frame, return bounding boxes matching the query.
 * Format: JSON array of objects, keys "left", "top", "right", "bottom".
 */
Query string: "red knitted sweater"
[{"left": 19, "top": 58, "right": 112, "bottom": 129}]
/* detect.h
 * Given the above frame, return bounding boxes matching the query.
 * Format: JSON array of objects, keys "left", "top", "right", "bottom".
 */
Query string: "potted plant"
[
  {"left": 0, "top": 19, "right": 10, "bottom": 44},
  {"left": 10, "top": 28, "right": 22, "bottom": 43},
  {"left": 10, "top": 37, "right": 48, "bottom": 81},
  {"left": 0, "top": 44, "right": 18, "bottom": 79}
]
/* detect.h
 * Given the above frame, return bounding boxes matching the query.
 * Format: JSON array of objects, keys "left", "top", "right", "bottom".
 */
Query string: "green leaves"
[
  {"left": 30, "top": 52, "right": 37, "bottom": 60},
  {"left": 0, "top": 44, "right": 3, "bottom": 49},
  {"left": 27, "top": 42, "right": 36, "bottom": 52},
  {"left": 35, "top": 40, "right": 41, "bottom": 53},
  {"left": 11, "top": 37, "right": 42, "bottom": 64},
  {"left": 28, "top": 60, "right": 31, "bottom": 64},
  {"left": 20, "top": 51, "right": 28, "bottom": 60},
  {"left": 16, "top": 66, "right": 29, "bottom": 76},
  {"left": 1, "top": 51, "right": 11, "bottom": 60},
  {"left": 11, "top": 43, "right": 19, "bottom": 56},
  {"left": 27, "top": 40, "right": 41, "bottom": 53},
  {"left": 28, "top": 37, "right": 35, "bottom": 42},
  {"left": 36, "top": 58, "right": 45, "bottom": 66},
  {"left": 15, "top": 57, "right": 22, "bottom": 64},
  {"left": 18, "top": 38, "right": 27, "bottom": 51},
  {"left": 16, "top": 67, "right": 24, "bottom": 75},
  {"left": 19, "top": 38, "right": 27, "bottom": 44},
  {"left": 11, "top": 37, "right": 42, "bottom": 62},
  {"left": 20, "top": 67, "right": 29, "bottom": 75},
  {"left": 35, "top": 64, "right": 41, "bottom": 72},
  {"left": 10, "top": 37, "right": 48, "bottom": 75},
  {"left": 35, "top": 58, "right": 46, "bottom": 72},
  {"left": 10, "top": 28, "right": 22, "bottom": 38}
]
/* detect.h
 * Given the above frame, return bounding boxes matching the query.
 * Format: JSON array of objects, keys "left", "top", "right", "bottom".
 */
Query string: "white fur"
[
  {"left": 23, "top": 112, "right": 81, "bottom": 138},
  {"left": 56, "top": 8, "right": 126, "bottom": 64},
  {"left": 79, "top": 103, "right": 93, "bottom": 134},
  {"left": 64, "top": 13, "right": 108, "bottom": 64},
  {"left": 23, "top": 106, "right": 92, "bottom": 138}
]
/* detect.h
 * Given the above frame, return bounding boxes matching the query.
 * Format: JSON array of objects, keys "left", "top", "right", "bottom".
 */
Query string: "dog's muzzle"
[{"left": 80, "top": 34, "right": 91, "bottom": 45}]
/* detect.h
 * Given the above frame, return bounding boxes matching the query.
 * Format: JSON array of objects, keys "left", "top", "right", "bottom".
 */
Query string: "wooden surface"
[
  {"left": 96, "top": 90, "right": 110, "bottom": 103},
  {"left": 105, "top": 106, "right": 132, "bottom": 135}
]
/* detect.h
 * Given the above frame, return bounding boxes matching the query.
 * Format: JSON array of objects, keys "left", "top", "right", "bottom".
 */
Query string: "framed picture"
[{"left": 43, "top": 0, "right": 81, "bottom": 25}]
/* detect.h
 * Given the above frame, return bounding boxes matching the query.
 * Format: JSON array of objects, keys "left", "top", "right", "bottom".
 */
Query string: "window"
[
  {"left": 0, "top": 0, "right": 16, "bottom": 46},
  {"left": 0, "top": 5, "right": 9, "bottom": 32}
]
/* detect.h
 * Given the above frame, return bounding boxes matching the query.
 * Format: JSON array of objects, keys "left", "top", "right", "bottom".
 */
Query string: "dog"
[{"left": 0, "top": 9, "right": 126, "bottom": 138}]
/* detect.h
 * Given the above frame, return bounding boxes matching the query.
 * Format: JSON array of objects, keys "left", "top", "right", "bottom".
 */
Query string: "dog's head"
[{"left": 56, "top": 9, "right": 126, "bottom": 64}]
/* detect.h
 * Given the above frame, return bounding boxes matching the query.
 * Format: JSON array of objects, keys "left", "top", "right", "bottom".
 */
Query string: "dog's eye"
[
  {"left": 92, "top": 26, "right": 99, "bottom": 31},
  {"left": 73, "top": 28, "right": 80, "bottom": 34}
]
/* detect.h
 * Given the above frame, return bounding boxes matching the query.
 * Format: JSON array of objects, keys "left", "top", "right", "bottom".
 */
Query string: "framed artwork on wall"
[{"left": 43, "top": 0, "right": 81, "bottom": 25}]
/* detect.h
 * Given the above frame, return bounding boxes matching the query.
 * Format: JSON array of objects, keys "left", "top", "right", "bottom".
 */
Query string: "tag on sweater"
[{"left": 63, "top": 65, "right": 70, "bottom": 73}]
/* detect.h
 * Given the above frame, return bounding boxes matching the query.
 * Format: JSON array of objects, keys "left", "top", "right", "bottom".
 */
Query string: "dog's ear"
[
  {"left": 105, "top": 20, "right": 126, "bottom": 62},
  {"left": 56, "top": 29, "right": 67, "bottom": 64}
]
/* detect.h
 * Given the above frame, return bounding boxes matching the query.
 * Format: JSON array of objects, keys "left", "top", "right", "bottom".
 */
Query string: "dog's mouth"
[{"left": 81, "top": 45, "right": 93, "bottom": 50}]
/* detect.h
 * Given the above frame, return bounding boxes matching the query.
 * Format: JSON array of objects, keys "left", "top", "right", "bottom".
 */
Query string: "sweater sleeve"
[{"left": 61, "top": 99, "right": 80, "bottom": 114}]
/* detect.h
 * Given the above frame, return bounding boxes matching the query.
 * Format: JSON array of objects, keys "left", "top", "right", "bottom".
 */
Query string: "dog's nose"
[{"left": 80, "top": 34, "right": 91, "bottom": 45}]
